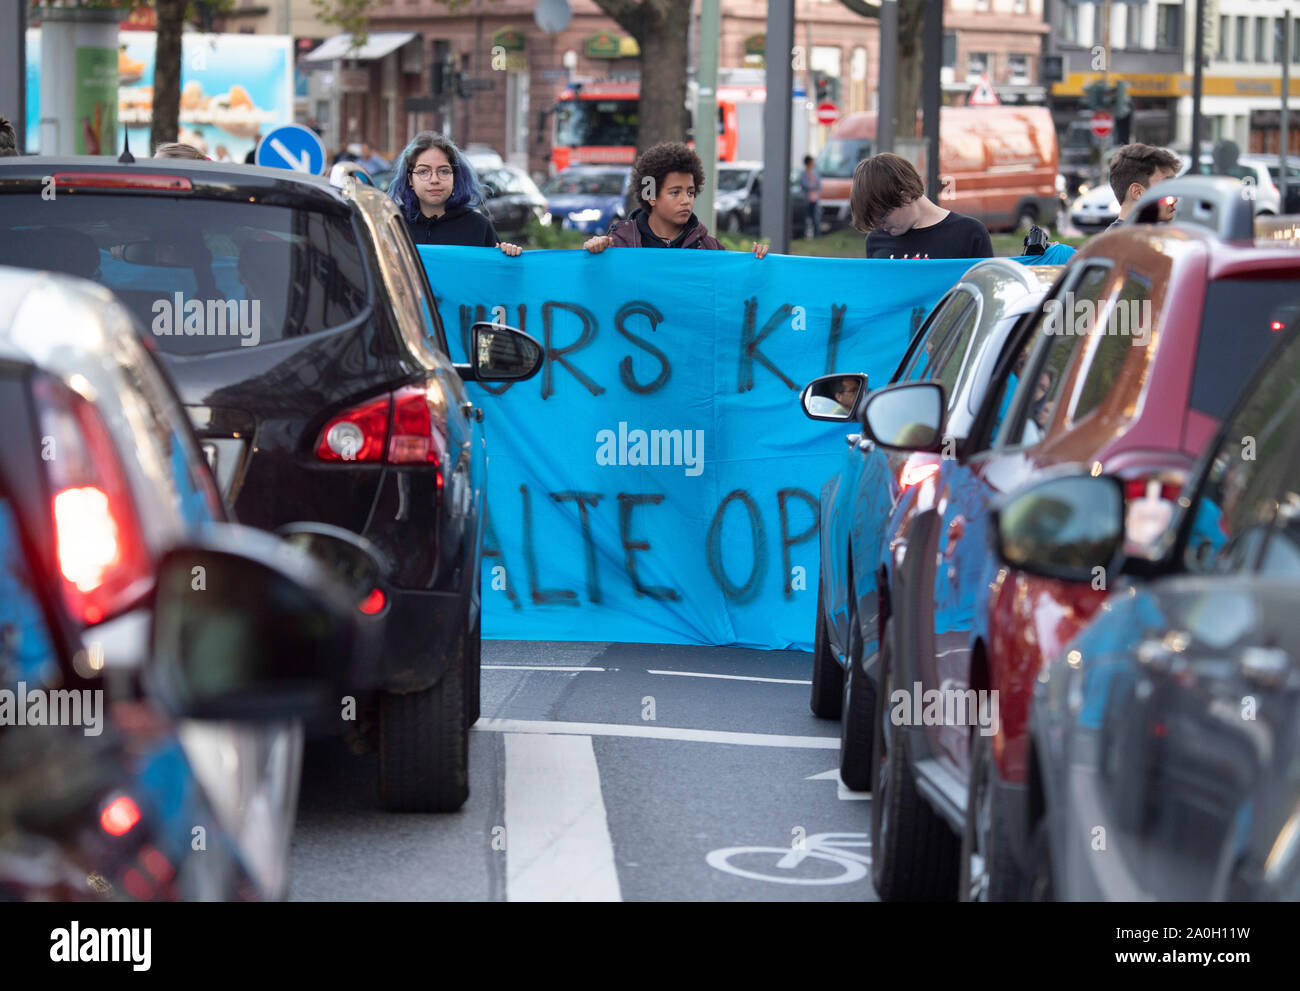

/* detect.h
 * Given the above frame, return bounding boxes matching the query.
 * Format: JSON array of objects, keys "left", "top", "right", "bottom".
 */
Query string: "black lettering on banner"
[
  {"left": 777, "top": 488, "right": 820, "bottom": 599},
  {"left": 519, "top": 483, "right": 578, "bottom": 605},
  {"left": 738, "top": 298, "right": 797, "bottom": 393},
  {"left": 459, "top": 304, "right": 520, "bottom": 396},
  {"left": 617, "top": 493, "right": 681, "bottom": 600},
  {"left": 551, "top": 491, "right": 604, "bottom": 603},
  {"left": 614, "top": 301, "right": 671, "bottom": 394},
  {"left": 541, "top": 301, "right": 606, "bottom": 400},
  {"left": 480, "top": 496, "right": 520, "bottom": 609},
  {"left": 822, "top": 304, "right": 848, "bottom": 375},
  {"left": 705, "top": 489, "right": 766, "bottom": 603}
]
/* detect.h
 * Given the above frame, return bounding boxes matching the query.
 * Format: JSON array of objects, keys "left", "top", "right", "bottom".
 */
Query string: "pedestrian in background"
[
  {"left": 388, "top": 131, "right": 522, "bottom": 255},
  {"left": 155, "top": 142, "right": 206, "bottom": 160},
  {"left": 0, "top": 116, "right": 19, "bottom": 156},
  {"left": 1104, "top": 144, "right": 1181, "bottom": 231},
  {"left": 853, "top": 152, "right": 992, "bottom": 259},
  {"left": 583, "top": 141, "right": 768, "bottom": 257},
  {"left": 799, "top": 154, "right": 821, "bottom": 238}
]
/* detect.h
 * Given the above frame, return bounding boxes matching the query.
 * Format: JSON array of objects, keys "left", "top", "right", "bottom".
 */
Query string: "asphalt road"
[{"left": 289, "top": 641, "right": 879, "bottom": 901}]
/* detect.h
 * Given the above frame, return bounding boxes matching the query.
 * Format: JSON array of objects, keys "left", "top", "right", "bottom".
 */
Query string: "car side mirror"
[
  {"left": 801, "top": 372, "right": 868, "bottom": 422},
  {"left": 990, "top": 473, "right": 1125, "bottom": 583},
  {"left": 275, "top": 521, "right": 387, "bottom": 601},
  {"left": 860, "top": 382, "right": 946, "bottom": 452},
  {"left": 458, "top": 321, "right": 544, "bottom": 382},
  {"left": 147, "top": 523, "right": 381, "bottom": 721}
]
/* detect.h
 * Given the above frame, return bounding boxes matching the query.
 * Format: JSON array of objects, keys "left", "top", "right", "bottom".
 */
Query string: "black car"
[
  {"left": 992, "top": 286, "right": 1300, "bottom": 900},
  {"left": 0, "top": 158, "right": 544, "bottom": 813},
  {"left": 478, "top": 164, "right": 551, "bottom": 239},
  {"left": 713, "top": 163, "right": 810, "bottom": 236}
]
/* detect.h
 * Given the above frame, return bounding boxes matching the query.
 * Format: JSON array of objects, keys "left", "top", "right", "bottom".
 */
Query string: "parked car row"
[
  {"left": 0, "top": 156, "right": 544, "bottom": 899},
  {"left": 803, "top": 174, "right": 1300, "bottom": 900}
]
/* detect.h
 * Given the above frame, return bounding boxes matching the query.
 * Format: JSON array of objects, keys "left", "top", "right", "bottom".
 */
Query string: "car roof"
[{"left": 0, "top": 156, "right": 352, "bottom": 213}]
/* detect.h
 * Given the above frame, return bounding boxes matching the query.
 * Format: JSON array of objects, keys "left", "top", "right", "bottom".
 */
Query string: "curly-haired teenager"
[
  {"left": 388, "top": 131, "right": 521, "bottom": 255},
  {"left": 584, "top": 141, "right": 768, "bottom": 257}
]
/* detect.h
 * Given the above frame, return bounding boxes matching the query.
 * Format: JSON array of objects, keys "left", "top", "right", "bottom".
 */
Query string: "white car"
[
  {"left": 1181, "top": 153, "right": 1281, "bottom": 215},
  {"left": 1069, "top": 183, "right": 1120, "bottom": 232}
]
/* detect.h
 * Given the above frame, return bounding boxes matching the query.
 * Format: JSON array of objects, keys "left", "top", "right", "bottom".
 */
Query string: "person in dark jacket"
[
  {"left": 388, "top": 131, "right": 521, "bottom": 255},
  {"left": 583, "top": 142, "right": 767, "bottom": 257}
]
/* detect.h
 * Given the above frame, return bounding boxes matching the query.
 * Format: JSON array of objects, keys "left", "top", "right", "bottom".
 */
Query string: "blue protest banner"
[{"left": 420, "top": 248, "right": 977, "bottom": 650}]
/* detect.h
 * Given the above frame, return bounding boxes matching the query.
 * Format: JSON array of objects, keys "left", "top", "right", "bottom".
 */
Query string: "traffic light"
[
  {"left": 812, "top": 71, "right": 840, "bottom": 105},
  {"left": 1113, "top": 80, "right": 1132, "bottom": 119},
  {"left": 1082, "top": 79, "right": 1108, "bottom": 110}
]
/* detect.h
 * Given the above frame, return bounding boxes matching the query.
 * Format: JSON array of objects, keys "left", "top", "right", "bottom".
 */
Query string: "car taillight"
[
  {"left": 899, "top": 455, "right": 941, "bottom": 491},
  {"left": 100, "top": 794, "right": 142, "bottom": 837},
  {"left": 316, "top": 394, "right": 390, "bottom": 462},
  {"left": 315, "top": 385, "right": 447, "bottom": 479},
  {"left": 34, "top": 376, "right": 152, "bottom": 626},
  {"left": 1122, "top": 473, "right": 1185, "bottom": 549},
  {"left": 51, "top": 171, "right": 193, "bottom": 192}
]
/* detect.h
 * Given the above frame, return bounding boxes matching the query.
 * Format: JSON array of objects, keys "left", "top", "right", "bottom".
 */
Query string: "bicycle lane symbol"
[{"left": 706, "top": 832, "right": 871, "bottom": 885}]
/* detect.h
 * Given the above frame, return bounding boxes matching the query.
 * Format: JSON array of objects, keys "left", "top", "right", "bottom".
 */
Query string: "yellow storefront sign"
[{"left": 1052, "top": 72, "right": 1300, "bottom": 99}]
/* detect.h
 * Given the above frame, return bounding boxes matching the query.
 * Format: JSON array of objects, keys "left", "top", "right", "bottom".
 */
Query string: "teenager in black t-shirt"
[{"left": 853, "top": 153, "right": 993, "bottom": 260}]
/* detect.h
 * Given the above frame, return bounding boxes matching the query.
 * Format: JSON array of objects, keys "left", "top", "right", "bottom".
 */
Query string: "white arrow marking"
[
  {"left": 807, "top": 767, "right": 871, "bottom": 801},
  {"left": 269, "top": 137, "right": 311, "bottom": 172}
]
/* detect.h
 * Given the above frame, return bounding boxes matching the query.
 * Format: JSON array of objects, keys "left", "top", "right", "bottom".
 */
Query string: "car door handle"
[
  {"left": 460, "top": 401, "right": 475, "bottom": 421},
  {"left": 1239, "top": 646, "right": 1291, "bottom": 689},
  {"left": 846, "top": 433, "right": 861, "bottom": 447}
]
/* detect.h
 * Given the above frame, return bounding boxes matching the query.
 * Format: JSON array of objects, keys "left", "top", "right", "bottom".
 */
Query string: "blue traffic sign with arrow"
[{"left": 255, "top": 123, "right": 326, "bottom": 175}]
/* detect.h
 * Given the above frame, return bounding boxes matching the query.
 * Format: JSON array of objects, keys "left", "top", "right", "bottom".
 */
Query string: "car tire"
[
  {"left": 1016, "top": 206, "right": 1038, "bottom": 233},
  {"left": 379, "top": 652, "right": 469, "bottom": 813},
  {"left": 838, "top": 647, "right": 875, "bottom": 792},
  {"left": 1023, "top": 816, "right": 1055, "bottom": 901},
  {"left": 870, "top": 628, "right": 960, "bottom": 901},
  {"left": 810, "top": 579, "right": 843, "bottom": 719},
  {"left": 464, "top": 603, "right": 481, "bottom": 727},
  {"left": 959, "top": 729, "right": 1021, "bottom": 901}
]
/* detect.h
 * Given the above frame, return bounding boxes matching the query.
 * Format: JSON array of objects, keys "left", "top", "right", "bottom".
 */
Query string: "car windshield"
[
  {"left": 817, "top": 138, "right": 872, "bottom": 178},
  {"left": 542, "top": 172, "right": 626, "bottom": 196},
  {"left": 554, "top": 99, "right": 639, "bottom": 148},
  {"left": 715, "top": 170, "right": 753, "bottom": 192},
  {"left": 0, "top": 195, "right": 370, "bottom": 355}
]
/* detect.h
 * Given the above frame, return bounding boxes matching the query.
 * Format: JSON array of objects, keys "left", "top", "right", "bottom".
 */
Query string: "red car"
[{"left": 862, "top": 176, "right": 1300, "bottom": 900}]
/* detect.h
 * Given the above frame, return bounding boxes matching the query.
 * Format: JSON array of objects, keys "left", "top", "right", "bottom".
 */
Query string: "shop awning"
[{"left": 301, "top": 32, "right": 417, "bottom": 64}]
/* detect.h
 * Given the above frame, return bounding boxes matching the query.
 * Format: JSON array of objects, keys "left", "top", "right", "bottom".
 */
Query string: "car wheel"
[
  {"left": 810, "top": 578, "right": 844, "bottom": 719},
  {"left": 870, "top": 625, "right": 959, "bottom": 901},
  {"left": 959, "top": 728, "right": 1021, "bottom": 901},
  {"left": 838, "top": 640, "right": 875, "bottom": 791},
  {"left": 379, "top": 650, "right": 469, "bottom": 813},
  {"left": 1023, "top": 816, "right": 1055, "bottom": 901},
  {"left": 464, "top": 603, "right": 481, "bottom": 727}
]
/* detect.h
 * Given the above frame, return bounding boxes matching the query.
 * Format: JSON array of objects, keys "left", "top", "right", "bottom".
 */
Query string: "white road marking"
[
  {"left": 483, "top": 665, "right": 606, "bottom": 672},
  {"left": 647, "top": 669, "right": 811, "bottom": 686},
  {"left": 505, "top": 733, "right": 621, "bottom": 902},
  {"left": 476, "top": 718, "right": 838, "bottom": 750},
  {"left": 806, "top": 767, "right": 871, "bottom": 801}
]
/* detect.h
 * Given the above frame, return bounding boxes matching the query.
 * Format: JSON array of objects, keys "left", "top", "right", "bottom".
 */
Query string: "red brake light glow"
[
  {"left": 315, "top": 387, "right": 446, "bottom": 483},
  {"left": 100, "top": 795, "right": 142, "bottom": 836},
  {"left": 388, "top": 386, "right": 444, "bottom": 465},
  {"left": 35, "top": 376, "right": 152, "bottom": 625},
  {"left": 359, "top": 587, "right": 386, "bottom": 615},
  {"left": 51, "top": 171, "right": 193, "bottom": 192},
  {"left": 316, "top": 395, "right": 390, "bottom": 462}
]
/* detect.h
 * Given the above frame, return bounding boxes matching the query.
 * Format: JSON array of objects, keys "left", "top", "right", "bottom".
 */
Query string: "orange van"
[{"left": 815, "top": 106, "right": 1060, "bottom": 234}]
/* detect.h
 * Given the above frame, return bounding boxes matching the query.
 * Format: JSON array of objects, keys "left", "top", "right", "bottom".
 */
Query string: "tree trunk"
[
  {"left": 593, "top": 0, "right": 692, "bottom": 156},
  {"left": 896, "top": 0, "right": 925, "bottom": 141},
  {"left": 151, "top": 0, "right": 185, "bottom": 154}
]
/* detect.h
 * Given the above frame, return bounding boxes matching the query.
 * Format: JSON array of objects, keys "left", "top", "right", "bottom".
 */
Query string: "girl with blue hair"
[{"left": 388, "top": 131, "right": 522, "bottom": 255}]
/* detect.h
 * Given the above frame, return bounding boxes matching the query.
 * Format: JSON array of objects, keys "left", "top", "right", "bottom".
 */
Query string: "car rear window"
[
  {"left": 0, "top": 195, "right": 370, "bottom": 355},
  {"left": 1190, "top": 278, "right": 1300, "bottom": 420}
]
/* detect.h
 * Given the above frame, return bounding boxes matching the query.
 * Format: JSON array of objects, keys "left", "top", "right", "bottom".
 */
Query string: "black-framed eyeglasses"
[{"left": 411, "top": 165, "right": 455, "bottom": 181}]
